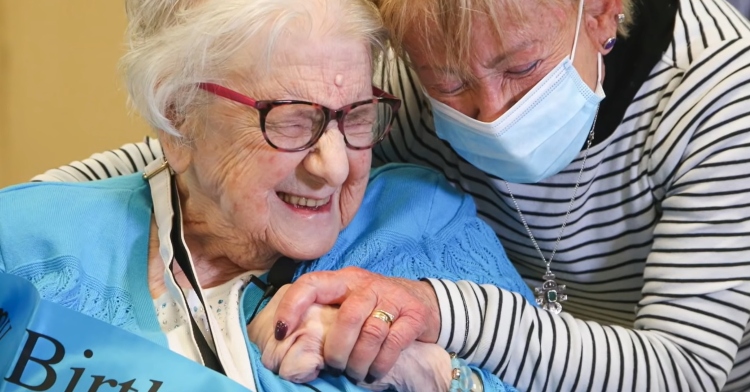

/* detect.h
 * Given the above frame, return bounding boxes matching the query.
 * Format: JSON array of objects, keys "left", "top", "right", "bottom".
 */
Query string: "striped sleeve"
[
  {"left": 431, "top": 281, "right": 750, "bottom": 391},
  {"left": 428, "top": 36, "right": 750, "bottom": 391},
  {"left": 31, "top": 138, "right": 163, "bottom": 182}
]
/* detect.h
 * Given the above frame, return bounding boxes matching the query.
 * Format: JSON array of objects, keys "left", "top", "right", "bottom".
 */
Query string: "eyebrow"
[
  {"left": 415, "top": 38, "right": 539, "bottom": 75},
  {"left": 416, "top": 63, "right": 460, "bottom": 76},
  {"left": 480, "top": 39, "right": 539, "bottom": 69}
]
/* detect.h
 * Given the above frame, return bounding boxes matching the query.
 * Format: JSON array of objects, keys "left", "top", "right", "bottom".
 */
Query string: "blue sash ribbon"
[{"left": 0, "top": 273, "right": 251, "bottom": 392}]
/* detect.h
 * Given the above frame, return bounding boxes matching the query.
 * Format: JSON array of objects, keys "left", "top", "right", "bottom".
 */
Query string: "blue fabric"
[
  {"left": 0, "top": 163, "right": 531, "bottom": 391},
  {"left": 298, "top": 165, "right": 534, "bottom": 299},
  {"left": 0, "top": 273, "right": 252, "bottom": 392}
]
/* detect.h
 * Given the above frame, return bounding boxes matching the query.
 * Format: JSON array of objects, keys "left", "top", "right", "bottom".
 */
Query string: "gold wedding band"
[{"left": 371, "top": 309, "right": 395, "bottom": 326}]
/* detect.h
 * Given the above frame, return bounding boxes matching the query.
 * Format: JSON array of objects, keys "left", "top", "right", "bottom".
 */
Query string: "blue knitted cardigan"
[{"left": 0, "top": 163, "right": 532, "bottom": 391}]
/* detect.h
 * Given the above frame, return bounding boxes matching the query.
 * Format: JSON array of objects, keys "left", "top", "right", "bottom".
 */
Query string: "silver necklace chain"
[{"left": 504, "top": 114, "right": 597, "bottom": 313}]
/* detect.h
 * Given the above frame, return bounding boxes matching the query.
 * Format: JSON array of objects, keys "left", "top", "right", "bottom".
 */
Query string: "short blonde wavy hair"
[
  {"left": 376, "top": 0, "right": 634, "bottom": 76},
  {"left": 121, "top": 0, "right": 387, "bottom": 137}
]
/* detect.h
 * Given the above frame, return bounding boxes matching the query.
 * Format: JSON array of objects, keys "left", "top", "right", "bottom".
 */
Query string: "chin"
[{"left": 280, "top": 234, "right": 339, "bottom": 261}]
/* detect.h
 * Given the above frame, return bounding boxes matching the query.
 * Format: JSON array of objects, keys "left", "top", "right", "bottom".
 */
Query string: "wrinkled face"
[
  {"left": 169, "top": 30, "right": 374, "bottom": 262},
  {"left": 405, "top": 1, "right": 615, "bottom": 122}
]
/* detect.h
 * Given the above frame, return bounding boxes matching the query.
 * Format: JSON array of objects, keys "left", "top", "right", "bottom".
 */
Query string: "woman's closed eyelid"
[
  {"left": 429, "top": 78, "right": 467, "bottom": 96},
  {"left": 506, "top": 60, "right": 541, "bottom": 76},
  {"left": 437, "top": 83, "right": 466, "bottom": 95}
]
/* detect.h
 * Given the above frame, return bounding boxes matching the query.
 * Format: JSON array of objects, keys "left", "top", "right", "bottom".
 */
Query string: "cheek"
[
  {"left": 339, "top": 151, "right": 371, "bottom": 225},
  {"left": 223, "top": 152, "right": 297, "bottom": 212},
  {"left": 196, "top": 139, "right": 265, "bottom": 196},
  {"left": 348, "top": 150, "right": 371, "bottom": 177},
  {"left": 194, "top": 133, "right": 299, "bottom": 221}
]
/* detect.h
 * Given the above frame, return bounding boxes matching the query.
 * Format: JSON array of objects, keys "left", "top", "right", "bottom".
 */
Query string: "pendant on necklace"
[{"left": 534, "top": 272, "right": 567, "bottom": 314}]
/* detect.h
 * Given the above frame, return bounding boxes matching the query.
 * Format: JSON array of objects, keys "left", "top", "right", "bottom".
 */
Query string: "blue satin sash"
[{"left": 0, "top": 273, "right": 251, "bottom": 392}]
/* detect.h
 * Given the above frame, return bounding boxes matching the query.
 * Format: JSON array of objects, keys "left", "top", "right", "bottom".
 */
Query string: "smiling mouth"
[{"left": 277, "top": 192, "right": 332, "bottom": 210}]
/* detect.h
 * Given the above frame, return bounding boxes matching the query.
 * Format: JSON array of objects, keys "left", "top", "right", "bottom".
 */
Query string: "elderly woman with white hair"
[
  {"left": 0, "top": 0, "right": 534, "bottom": 391},
  {"left": 30, "top": 0, "right": 750, "bottom": 390}
]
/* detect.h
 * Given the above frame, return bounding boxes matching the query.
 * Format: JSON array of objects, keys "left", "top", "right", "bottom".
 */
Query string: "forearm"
[
  {"left": 31, "top": 138, "right": 162, "bottom": 182},
  {"left": 431, "top": 279, "right": 750, "bottom": 391}
]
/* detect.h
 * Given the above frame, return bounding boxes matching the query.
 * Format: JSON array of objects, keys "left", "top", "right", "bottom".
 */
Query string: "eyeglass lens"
[{"left": 264, "top": 101, "right": 394, "bottom": 150}]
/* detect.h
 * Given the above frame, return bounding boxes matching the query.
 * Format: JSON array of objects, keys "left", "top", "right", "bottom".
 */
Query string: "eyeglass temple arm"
[
  {"left": 372, "top": 86, "right": 402, "bottom": 114},
  {"left": 201, "top": 82, "right": 397, "bottom": 108},
  {"left": 198, "top": 82, "right": 259, "bottom": 107},
  {"left": 372, "top": 86, "right": 398, "bottom": 100}
]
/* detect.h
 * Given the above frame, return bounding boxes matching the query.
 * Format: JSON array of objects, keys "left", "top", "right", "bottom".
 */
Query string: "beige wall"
[{"left": 0, "top": 0, "right": 150, "bottom": 187}]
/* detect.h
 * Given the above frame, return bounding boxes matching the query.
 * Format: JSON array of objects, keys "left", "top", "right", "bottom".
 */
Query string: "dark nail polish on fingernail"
[
  {"left": 364, "top": 374, "right": 376, "bottom": 384},
  {"left": 327, "top": 367, "right": 344, "bottom": 377},
  {"left": 345, "top": 375, "right": 358, "bottom": 384},
  {"left": 274, "top": 321, "right": 288, "bottom": 340}
]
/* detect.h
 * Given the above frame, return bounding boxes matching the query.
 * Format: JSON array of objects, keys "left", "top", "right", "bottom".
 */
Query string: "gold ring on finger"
[{"left": 370, "top": 309, "right": 395, "bottom": 326}]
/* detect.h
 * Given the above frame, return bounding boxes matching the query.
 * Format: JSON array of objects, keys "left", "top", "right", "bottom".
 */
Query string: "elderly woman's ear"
[
  {"left": 159, "top": 131, "right": 193, "bottom": 174},
  {"left": 158, "top": 106, "right": 193, "bottom": 174},
  {"left": 584, "top": 0, "right": 623, "bottom": 53}
]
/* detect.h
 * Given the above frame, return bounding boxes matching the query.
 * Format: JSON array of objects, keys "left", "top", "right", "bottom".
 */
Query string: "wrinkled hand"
[
  {"left": 272, "top": 267, "right": 441, "bottom": 381},
  {"left": 360, "top": 341, "right": 452, "bottom": 392},
  {"left": 247, "top": 284, "right": 338, "bottom": 383}
]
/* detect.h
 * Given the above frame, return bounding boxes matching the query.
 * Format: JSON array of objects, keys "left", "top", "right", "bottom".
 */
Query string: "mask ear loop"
[
  {"left": 570, "top": 0, "right": 604, "bottom": 95},
  {"left": 570, "top": 0, "right": 586, "bottom": 63}
]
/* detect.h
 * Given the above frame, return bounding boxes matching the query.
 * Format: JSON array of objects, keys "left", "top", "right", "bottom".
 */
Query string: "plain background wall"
[{"left": 0, "top": 1, "right": 150, "bottom": 187}]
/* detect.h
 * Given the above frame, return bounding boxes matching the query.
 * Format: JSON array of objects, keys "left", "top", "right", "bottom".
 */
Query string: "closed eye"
[
  {"left": 506, "top": 60, "right": 540, "bottom": 77},
  {"left": 432, "top": 80, "right": 469, "bottom": 96}
]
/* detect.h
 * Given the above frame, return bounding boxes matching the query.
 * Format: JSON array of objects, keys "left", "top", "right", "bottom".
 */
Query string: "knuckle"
[
  {"left": 359, "top": 321, "right": 389, "bottom": 344},
  {"left": 342, "top": 266, "right": 370, "bottom": 280},
  {"left": 274, "top": 292, "right": 298, "bottom": 313},
  {"left": 341, "top": 265, "right": 363, "bottom": 274},
  {"left": 294, "top": 273, "right": 317, "bottom": 287},
  {"left": 337, "top": 308, "right": 367, "bottom": 328},
  {"left": 261, "top": 351, "right": 280, "bottom": 372},
  {"left": 280, "top": 359, "right": 318, "bottom": 383},
  {"left": 382, "top": 328, "right": 414, "bottom": 352}
]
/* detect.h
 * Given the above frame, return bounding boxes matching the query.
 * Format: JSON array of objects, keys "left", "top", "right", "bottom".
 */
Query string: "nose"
[
  {"left": 302, "top": 124, "right": 349, "bottom": 186},
  {"left": 473, "top": 83, "right": 514, "bottom": 123}
]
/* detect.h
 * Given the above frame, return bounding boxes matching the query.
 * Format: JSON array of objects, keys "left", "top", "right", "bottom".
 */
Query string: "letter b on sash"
[{"left": 4, "top": 330, "right": 65, "bottom": 391}]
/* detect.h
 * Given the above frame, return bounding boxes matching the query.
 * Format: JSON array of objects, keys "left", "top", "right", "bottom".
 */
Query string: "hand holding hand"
[
  {"left": 247, "top": 285, "right": 338, "bottom": 383},
  {"left": 360, "top": 341, "right": 452, "bottom": 392},
  {"left": 271, "top": 267, "right": 441, "bottom": 381}
]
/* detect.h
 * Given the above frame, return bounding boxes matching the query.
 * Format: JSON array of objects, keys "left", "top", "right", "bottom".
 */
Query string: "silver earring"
[
  {"left": 603, "top": 37, "right": 617, "bottom": 50},
  {"left": 617, "top": 13, "right": 625, "bottom": 24}
]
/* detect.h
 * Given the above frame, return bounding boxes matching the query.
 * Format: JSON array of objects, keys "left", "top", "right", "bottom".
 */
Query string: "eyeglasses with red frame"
[{"left": 198, "top": 82, "right": 401, "bottom": 152}]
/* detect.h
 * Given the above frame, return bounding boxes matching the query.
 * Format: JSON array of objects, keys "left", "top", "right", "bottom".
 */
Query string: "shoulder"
[
  {"left": 666, "top": 0, "right": 750, "bottom": 70},
  {"left": 0, "top": 174, "right": 152, "bottom": 273},
  {"left": 346, "top": 163, "right": 475, "bottom": 241},
  {"left": 642, "top": 1, "right": 750, "bottom": 185},
  {"left": 367, "top": 163, "right": 456, "bottom": 194},
  {"left": 0, "top": 174, "right": 151, "bottom": 217},
  {"left": 367, "top": 163, "right": 473, "bottom": 218}
]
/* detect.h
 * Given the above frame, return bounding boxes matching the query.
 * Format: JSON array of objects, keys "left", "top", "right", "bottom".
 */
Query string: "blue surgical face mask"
[{"left": 426, "top": 0, "right": 605, "bottom": 184}]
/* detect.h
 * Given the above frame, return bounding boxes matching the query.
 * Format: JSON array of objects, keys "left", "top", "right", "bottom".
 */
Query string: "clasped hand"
[{"left": 247, "top": 268, "right": 450, "bottom": 391}]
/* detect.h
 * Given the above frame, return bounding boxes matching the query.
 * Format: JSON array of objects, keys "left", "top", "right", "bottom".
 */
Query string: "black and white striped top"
[{"left": 33, "top": 0, "right": 750, "bottom": 390}]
